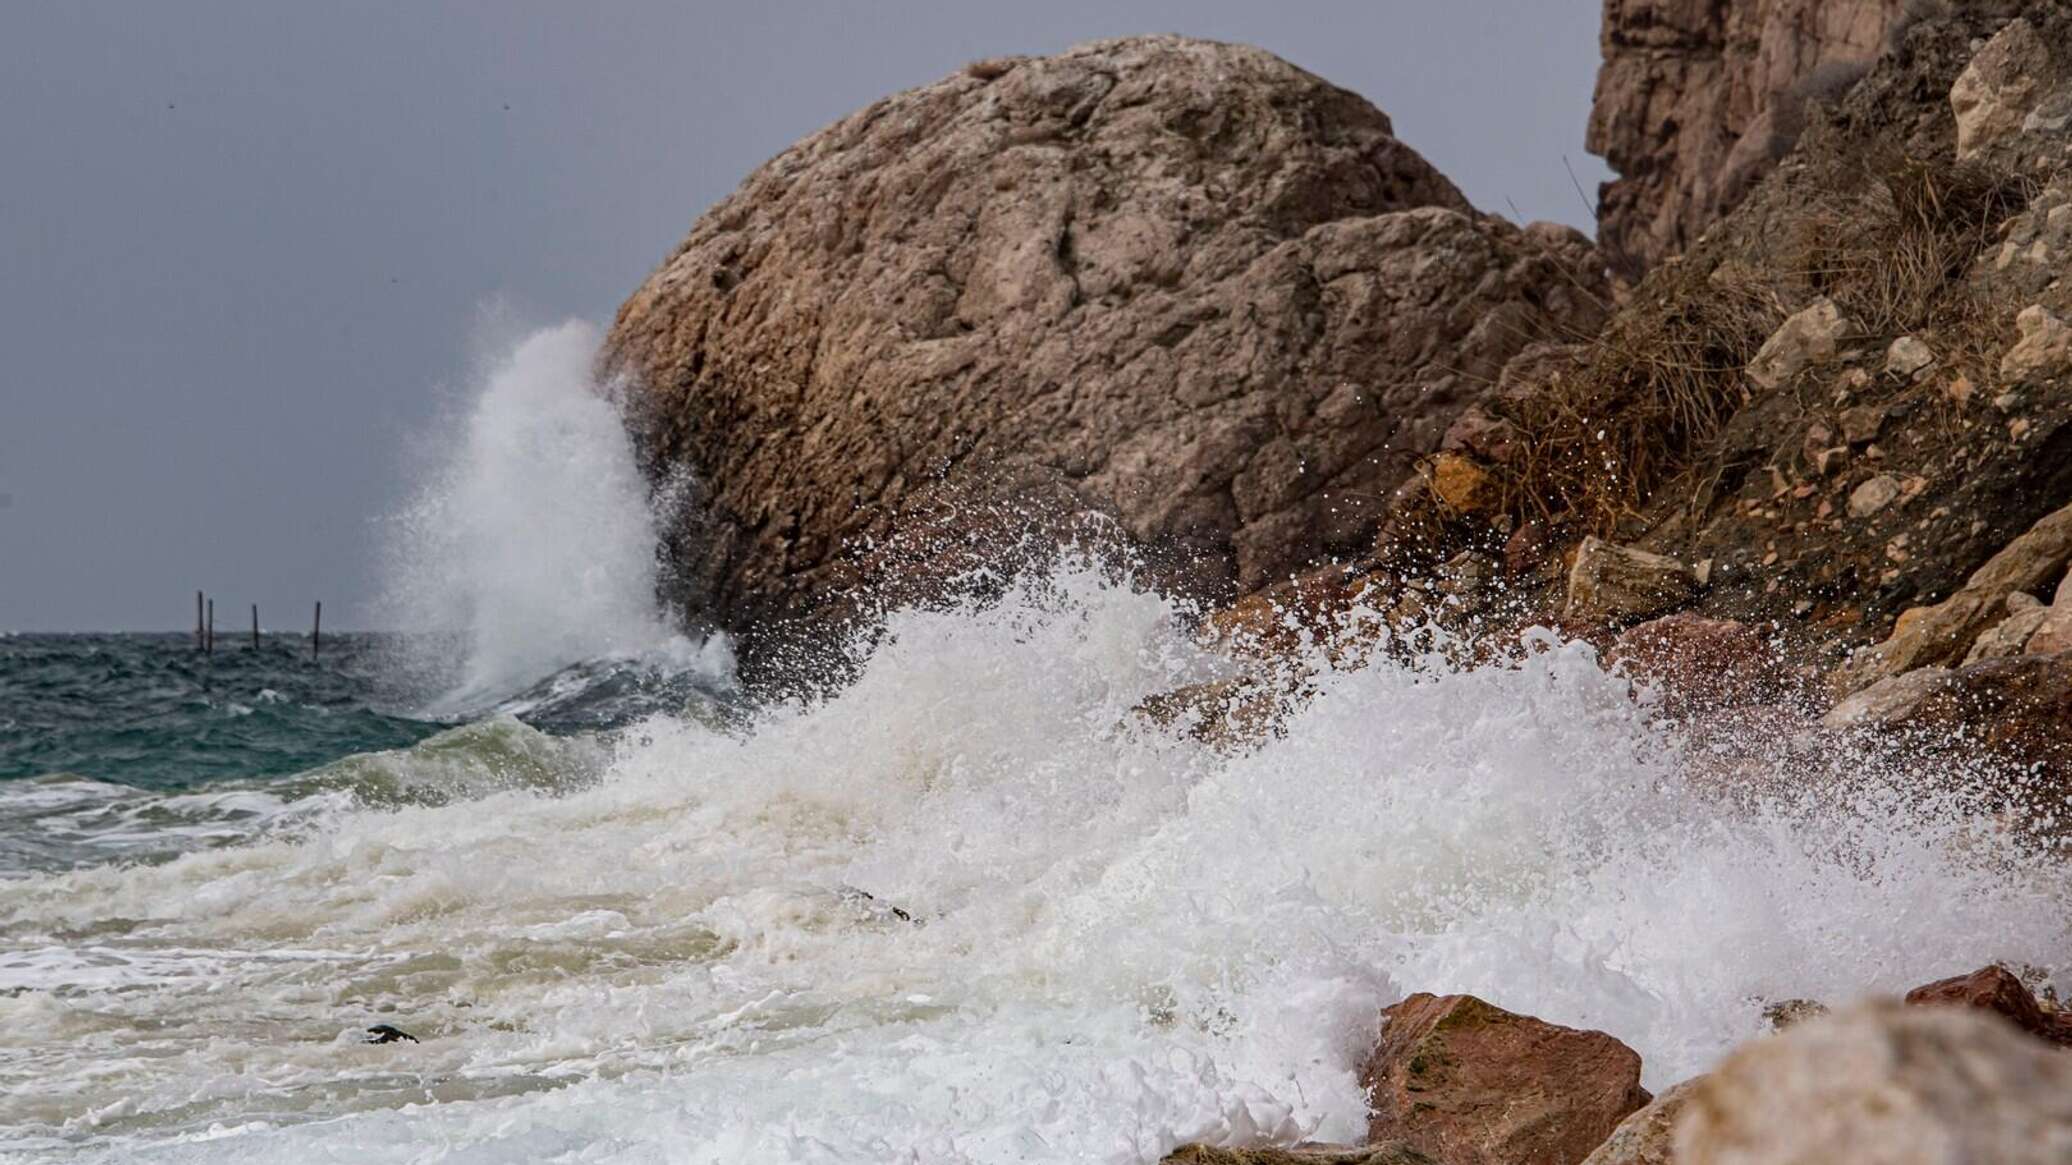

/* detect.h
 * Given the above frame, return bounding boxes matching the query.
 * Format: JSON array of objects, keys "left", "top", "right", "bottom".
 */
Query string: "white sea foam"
[
  {"left": 2, "top": 562, "right": 2066, "bottom": 1162},
  {"left": 377, "top": 321, "right": 732, "bottom": 714}
]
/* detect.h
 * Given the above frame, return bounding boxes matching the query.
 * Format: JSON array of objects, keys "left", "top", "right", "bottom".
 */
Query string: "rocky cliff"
[
  {"left": 1588, "top": 0, "right": 1917, "bottom": 276},
  {"left": 604, "top": 36, "right": 1606, "bottom": 654}
]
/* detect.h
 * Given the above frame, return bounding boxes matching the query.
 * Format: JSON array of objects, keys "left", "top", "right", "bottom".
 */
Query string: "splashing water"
[
  {"left": 378, "top": 321, "right": 731, "bottom": 713},
  {"left": 2, "top": 557, "right": 2066, "bottom": 1162}
]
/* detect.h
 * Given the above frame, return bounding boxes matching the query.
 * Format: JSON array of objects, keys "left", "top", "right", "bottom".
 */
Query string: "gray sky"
[{"left": 0, "top": 1, "right": 1611, "bottom": 631}]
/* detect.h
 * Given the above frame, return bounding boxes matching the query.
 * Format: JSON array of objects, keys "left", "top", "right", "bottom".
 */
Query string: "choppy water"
[{"left": 4, "top": 324, "right": 2067, "bottom": 1164}]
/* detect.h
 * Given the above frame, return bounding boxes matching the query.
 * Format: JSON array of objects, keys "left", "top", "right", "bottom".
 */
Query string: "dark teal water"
[{"left": 0, "top": 633, "right": 443, "bottom": 789}]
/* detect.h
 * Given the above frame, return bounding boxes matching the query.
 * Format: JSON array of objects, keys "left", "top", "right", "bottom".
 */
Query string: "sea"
[{"left": 3, "top": 322, "right": 2067, "bottom": 1163}]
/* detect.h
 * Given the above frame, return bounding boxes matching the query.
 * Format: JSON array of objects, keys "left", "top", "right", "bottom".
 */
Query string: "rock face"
[
  {"left": 1361, "top": 993, "right": 1651, "bottom": 1165},
  {"left": 1674, "top": 1005, "right": 2072, "bottom": 1163},
  {"left": 605, "top": 36, "right": 1607, "bottom": 644},
  {"left": 1588, "top": 0, "right": 1914, "bottom": 276}
]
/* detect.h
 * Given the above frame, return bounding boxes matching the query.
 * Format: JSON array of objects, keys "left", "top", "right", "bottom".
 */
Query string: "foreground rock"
[
  {"left": 1675, "top": 1005, "right": 2072, "bottom": 1163},
  {"left": 1578, "top": 1079, "right": 1701, "bottom": 1165},
  {"left": 1162, "top": 1147, "right": 1432, "bottom": 1165},
  {"left": 1361, "top": 994, "right": 1650, "bottom": 1165},
  {"left": 606, "top": 36, "right": 1606, "bottom": 647},
  {"left": 1905, "top": 964, "right": 2072, "bottom": 1047}
]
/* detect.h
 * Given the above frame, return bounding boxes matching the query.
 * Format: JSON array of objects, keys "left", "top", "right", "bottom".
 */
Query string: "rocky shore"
[{"left": 605, "top": 0, "right": 2072, "bottom": 1157}]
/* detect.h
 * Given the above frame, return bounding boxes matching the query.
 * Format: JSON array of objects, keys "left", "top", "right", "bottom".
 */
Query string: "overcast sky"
[{"left": 1, "top": 1, "right": 1612, "bottom": 631}]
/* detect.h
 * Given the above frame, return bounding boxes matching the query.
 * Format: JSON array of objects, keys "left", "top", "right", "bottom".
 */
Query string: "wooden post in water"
[
  {"left": 196, "top": 590, "right": 205, "bottom": 651},
  {"left": 312, "top": 601, "right": 322, "bottom": 662},
  {"left": 251, "top": 604, "right": 260, "bottom": 650},
  {"left": 205, "top": 598, "right": 215, "bottom": 655}
]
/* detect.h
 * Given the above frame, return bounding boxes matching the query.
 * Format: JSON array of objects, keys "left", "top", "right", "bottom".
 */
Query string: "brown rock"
[
  {"left": 1833, "top": 497, "right": 2072, "bottom": 695},
  {"left": 1905, "top": 965, "right": 2072, "bottom": 1048},
  {"left": 1608, "top": 613, "right": 1788, "bottom": 714},
  {"left": 1962, "top": 602, "right": 2049, "bottom": 663},
  {"left": 1588, "top": 0, "right": 1913, "bottom": 276},
  {"left": 1820, "top": 665, "right": 1957, "bottom": 727},
  {"left": 1580, "top": 1078, "right": 1702, "bottom": 1165},
  {"left": 1362, "top": 993, "right": 1651, "bottom": 1165},
  {"left": 1675, "top": 1005, "right": 2072, "bottom": 1164},
  {"left": 1567, "top": 537, "right": 1701, "bottom": 625},
  {"left": 1429, "top": 453, "right": 1502, "bottom": 516},
  {"left": 603, "top": 36, "right": 1607, "bottom": 646}
]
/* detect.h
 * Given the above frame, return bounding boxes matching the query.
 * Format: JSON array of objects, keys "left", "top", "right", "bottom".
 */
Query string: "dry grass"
[
  {"left": 1492, "top": 263, "right": 1782, "bottom": 532},
  {"left": 1789, "top": 151, "right": 2030, "bottom": 342},
  {"left": 1488, "top": 150, "right": 2030, "bottom": 538}
]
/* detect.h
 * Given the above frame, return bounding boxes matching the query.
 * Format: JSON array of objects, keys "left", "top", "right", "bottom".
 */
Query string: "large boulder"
[
  {"left": 1360, "top": 993, "right": 1651, "bottom": 1165},
  {"left": 1588, "top": 0, "right": 1915, "bottom": 276},
  {"left": 1674, "top": 1004, "right": 2072, "bottom": 1163},
  {"left": 604, "top": 36, "right": 1607, "bottom": 646}
]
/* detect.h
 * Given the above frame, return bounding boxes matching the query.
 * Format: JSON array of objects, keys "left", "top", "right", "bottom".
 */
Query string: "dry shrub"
[
  {"left": 1492, "top": 150, "right": 2029, "bottom": 538},
  {"left": 1788, "top": 151, "right": 2030, "bottom": 341},
  {"left": 1492, "top": 262, "right": 1782, "bottom": 532}
]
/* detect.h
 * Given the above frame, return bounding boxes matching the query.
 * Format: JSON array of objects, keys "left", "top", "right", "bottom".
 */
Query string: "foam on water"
[{"left": 3, "top": 562, "right": 2067, "bottom": 1163}]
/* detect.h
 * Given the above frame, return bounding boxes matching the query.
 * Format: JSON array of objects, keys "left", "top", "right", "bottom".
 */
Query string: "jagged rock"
[
  {"left": 1886, "top": 334, "right": 1935, "bottom": 379},
  {"left": 603, "top": 36, "right": 1607, "bottom": 646},
  {"left": 1962, "top": 601, "right": 2050, "bottom": 662},
  {"left": 1905, "top": 965, "right": 2072, "bottom": 1048},
  {"left": 1588, "top": 0, "right": 1914, "bottom": 276},
  {"left": 1674, "top": 1005, "right": 2072, "bottom": 1164},
  {"left": 1820, "top": 665, "right": 1956, "bottom": 727},
  {"left": 1567, "top": 538, "right": 1701, "bottom": 625},
  {"left": 1162, "top": 1146, "right": 1434, "bottom": 1165},
  {"left": 1746, "top": 298, "right": 1852, "bottom": 390},
  {"left": 1951, "top": 18, "right": 2058, "bottom": 164},
  {"left": 1846, "top": 473, "right": 1901, "bottom": 518},
  {"left": 1580, "top": 1079, "right": 1702, "bottom": 1165},
  {"left": 2024, "top": 597, "right": 2072, "bottom": 655},
  {"left": 1608, "top": 613, "right": 1789, "bottom": 714},
  {"left": 1361, "top": 993, "right": 1651, "bottom": 1165},
  {"left": 1833, "top": 498, "right": 2072, "bottom": 694},
  {"left": 2001, "top": 304, "right": 2072, "bottom": 382}
]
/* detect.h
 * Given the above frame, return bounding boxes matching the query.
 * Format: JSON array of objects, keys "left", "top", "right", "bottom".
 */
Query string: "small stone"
[
  {"left": 1995, "top": 390, "right": 2025, "bottom": 412},
  {"left": 1748, "top": 298, "right": 1854, "bottom": 390},
  {"left": 1848, "top": 474, "right": 1902, "bottom": 518},
  {"left": 1886, "top": 335, "right": 1936, "bottom": 379},
  {"left": 2001, "top": 304, "right": 2072, "bottom": 381},
  {"left": 1763, "top": 999, "right": 1830, "bottom": 1031},
  {"left": 1946, "top": 373, "right": 1975, "bottom": 405},
  {"left": 2013, "top": 417, "right": 2034, "bottom": 441},
  {"left": 1840, "top": 404, "right": 1886, "bottom": 445}
]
